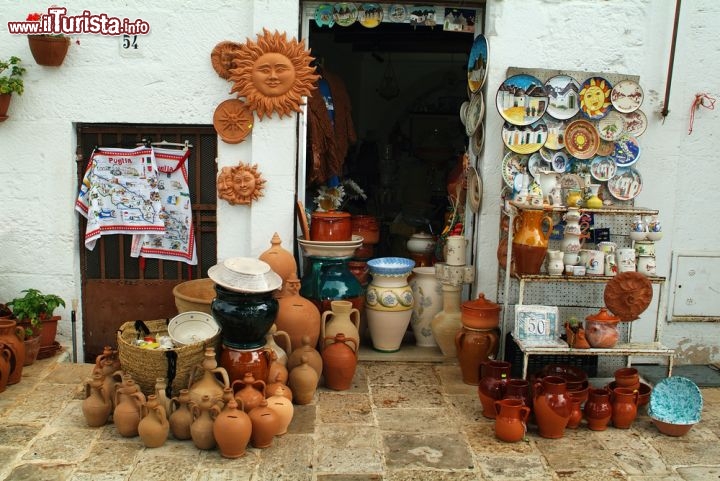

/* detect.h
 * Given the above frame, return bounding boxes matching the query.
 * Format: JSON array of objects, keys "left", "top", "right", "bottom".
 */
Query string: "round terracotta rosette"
[
  {"left": 213, "top": 99, "right": 254, "bottom": 144},
  {"left": 603, "top": 271, "right": 653, "bottom": 321}
]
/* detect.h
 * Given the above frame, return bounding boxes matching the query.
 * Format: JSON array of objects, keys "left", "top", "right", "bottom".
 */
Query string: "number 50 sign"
[{"left": 514, "top": 305, "right": 559, "bottom": 344}]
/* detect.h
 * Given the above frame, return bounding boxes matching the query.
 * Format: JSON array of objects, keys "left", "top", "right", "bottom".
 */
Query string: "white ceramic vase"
[
  {"left": 365, "top": 266, "right": 414, "bottom": 352},
  {"left": 409, "top": 267, "right": 442, "bottom": 347}
]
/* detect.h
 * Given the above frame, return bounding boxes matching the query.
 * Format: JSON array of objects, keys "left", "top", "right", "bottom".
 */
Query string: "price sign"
[{"left": 514, "top": 305, "right": 559, "bottom": 343}]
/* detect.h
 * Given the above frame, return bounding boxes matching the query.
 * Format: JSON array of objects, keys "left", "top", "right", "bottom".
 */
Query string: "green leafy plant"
[
  {"left": 0, "top": 56, "right": 26, "bottom": 95},
  {"left": 7, "top": 289, "right": 65, "bottom": 337}
]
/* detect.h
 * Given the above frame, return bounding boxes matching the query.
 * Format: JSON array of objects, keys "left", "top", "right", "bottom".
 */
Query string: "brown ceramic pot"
[
  {"left": 494, "top": 398, "right": 530, "bottom": 442},
  {"left": 0, "top": 319, "right": 25, "bottom": 384},
  {"left": 287, "top": 336, "right": 323, "bottom": 378},
  {"left": 188, "top": 347, "right": 231, "bottom": 406},
  {"left": 249, "top": 400, "right": 280, "bottom": 448},
  {"left": 320, "top": 300, "right": 361, "bottom": 352},
  {"left": 321, "top": 333, "right": 358, "bottom": 391},
  {"left": 612, "top": 387, "right": 639, "bottom": 429},
  {"left": 82, "top": 372, "right": 112, "bottom": 427},
  {"left": 455, "top": 327, "right": 499, "bottom": 385},
  {"left": 288, "top": 355, "right": 319, "bottom": 405},
  {"left": 113, "top": 379, "right": 146, "bottom": 437},
  {"left": 585, "top": 308, "right": 620, "bottom": 348},
  {"left": 533, "top": 375, "right": 571, "bottom": 439},
  {"left": 310, "top": 211, "right": 352, "bottom": 241},
  {"left": 266, "top": 386, "right": 294, "bottom": 435},
  {"left": 461, "top": 293, "right": 501, "bottom": 330},
  {"left": 512, "top": 209, "right": 553, "bottom": 275},
  {"left": 504, "top": 378, "right": 531, "bottom": 409},
  {"left": 220, "top": 344, "right": 271, "bottom": 385},
  {"left": 584, "top": 388, "right": 612, "bottom": 431},
  {"left": 351, "top": 215, "right": 380, "bottom": 244},
  {"left": 566, "top": 395, "right": 583, "bottom": 429},
  {"left": 190, "top": 394, "right": 219, "bottom": 450},
  {"left": 477, "top": 360, "right": 511, "bottom": 418},
  {"left": 213, "top": 398, "right": 252, "bottom": 458},
  {"left": 614, "top": 367, "right": 640, "bottom": 392},
  {"left": 258, "top": 233, "right": 297, "bottom": 297}
]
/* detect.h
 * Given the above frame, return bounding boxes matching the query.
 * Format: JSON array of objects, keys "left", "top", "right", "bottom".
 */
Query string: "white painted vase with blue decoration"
[
  {"left": 409, "top": 267, "right": 442, "bottom": 347},
  {"left": 365, "top": 257, "right": 415, "bottom": 352}
]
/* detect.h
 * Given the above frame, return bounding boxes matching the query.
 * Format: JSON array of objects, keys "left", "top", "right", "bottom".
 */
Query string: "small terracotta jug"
[
  {"left": 287, "top": 335, "right": 323, "bottom": 378},
  {"left": 265, "top": 324, "right": 292, "bottom": 366},
  {"left": 567, "top": 394, "right": 583, "bottom": 429},
  {"left": 249, "top": 399, "right": 281, "bottom": 448},
  {"left": 188, "top": 347, "right": 230, "bottom": 406},
  {"left": 138, "top": 395, "right": 169, "bottom": 448},
  {"left": 113, "top": 379, "right": 146, "bottom": 437},
  {"left": 478, "top": 360, "right": 512, "bottom": 419},
  {"left": 267, "top": 386, "right": 294, "bottom": 435},
  {"left": 321, "top": 333, "right": 358, "bottom": 391},
  {"left": 259, "top": 232, "right": 298, "bottom": 298},
  {"left": 288, "top": 355, "right": 319, "bottom": 405},
  {"left": 455, "top": 327, "right": 499, "bottom": 385},
  {"left": 232, "top": 372, "right": 266, "bottom": 413},
  {"left": 190, "top": 394, "right": 220, "bottom": 450},
  {"left": 584, "top": 388, "right": 612, "bottom": 431},
  {"left": 612, "top": 387, "right": 639, "bottom": 429},
  {"left": 82, "top": 372, "right": 112, "bottom": 427},
  {"left": 320, "top": 300, "right": 361, "bottom": 352},
  {"left": 267, "top": 350, "right": 289, "bottom": 385},
  {"left": 154, "top": 377, "right": 172, "bottom": 420},
  {"left": 93, "top": 345, "right": 121, "bottom": 375},
  {"left": 213, "top": 398, "right": 252, "bottom": 458},
  {"left": 494, "top": 398, "right": 530, "bottom": 442},
  {"left": 168, "top": 388, "right": 193, "bottom": 440},
  {"left": 503, "top": 378, "right": 531, "bottom": 409},
  {"left": 266, "top": 372, "right": 293, "bottom": 402},
  {"left": 533, "top": 375, "right": 571, "bottom": 439}
]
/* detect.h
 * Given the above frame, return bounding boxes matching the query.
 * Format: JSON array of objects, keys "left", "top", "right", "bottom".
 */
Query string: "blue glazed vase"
[{"left": 211, "top": 285, "right": 278, "bottom": 349}]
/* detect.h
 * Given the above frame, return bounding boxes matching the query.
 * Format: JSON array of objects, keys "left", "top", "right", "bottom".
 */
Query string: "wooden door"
[{"left": 76, "top": 124, "right": 218, "bottom": 362}]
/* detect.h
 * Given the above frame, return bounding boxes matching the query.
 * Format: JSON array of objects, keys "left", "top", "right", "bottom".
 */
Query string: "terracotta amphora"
[
  {"left": 190, "top": 394, "right": 220, "bottom": 450},
  {"left": 168, "top": 388, "right": 193, "bottom": 440},
  {"left": 533, "top": 375, "right": 571, "bottom": 439},
  {"left": 93, "top": 345, "right": 121, "bottom": 375},
  {"left": 266, "top": 373, "right": 293, "bottom": 403},
  {"left": 287, "top": 335, "right": 323, "bottom": 378},
  {"left": 584, "top": 388, "right": 612, "bottom": 431},
  {"left": 0, "top": 344, "right": 12, "bottom": 394},
  {"left": 220, "top": 344, "right": 271, "bottom": 385},
  {"left": 232, "top": 372, "right": 266, "bottom": 413},
  {"left": 249, "top": 399, "right": 281, "bottom": 448},
  {"left": 288, "top": 355, "right": 319, "bottom": 405},
  {"left": 82, "top": 372, "right": 112, "bottom": 427},
  {"left": 612, "top": 387, "right": 639, "bottom": 429},
  {"left": 455, "top": 327, "right": 499, "bottom": 385},
  {"left": 320, "top": 300, "right": 361, "bottom": 352},
  {"left": 478, "top": 360, "right": 512, "bottom": 418},
  {"left": 275, "top": 274, "right": 321, "bottom": 349},
  {"left": 138, "top": 395, "right": 169, "bottom": 448},
  {"left": 494, "top": 398, "right": 530, "bottom": 442},
  {"left": 0, "top": 319, "right": 25, "bottom": 385},
  {"left": 213, "top": 398, "right": 252, "bottom": 458},
  {"left": 267, "top": 386, "right": 294, "bottom": 435},
  {"left": 113, "top": 379, "right": 147, "bottom": 437},
  {"left": 188, "top": 347, "right": 230, "bottom": 406},
  {"left": 321, "top": 333, "right": 358, "bottom": 391}
]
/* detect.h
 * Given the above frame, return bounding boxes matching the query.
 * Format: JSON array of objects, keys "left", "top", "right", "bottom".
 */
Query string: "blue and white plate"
[
  {"left": 551, "top": 151, "right": 569, "bottom": 173},
  {"left": 649, "top": 376, "right": 703, "bottom": 424},
  {"left": 612, "top": 133, "right": 641, "bottom": 167},
  {"left": 367, "top": 257, "right": 415, "bottom": 276}
]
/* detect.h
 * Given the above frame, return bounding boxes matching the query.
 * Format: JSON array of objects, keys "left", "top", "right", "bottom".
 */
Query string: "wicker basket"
[{"left": 117, "top": 319, "right": 220, "bottom": 396}]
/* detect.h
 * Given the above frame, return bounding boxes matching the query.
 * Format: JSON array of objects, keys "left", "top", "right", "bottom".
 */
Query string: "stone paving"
[{"left": 1, "top": 354, "right": 720, "bottom": 481}]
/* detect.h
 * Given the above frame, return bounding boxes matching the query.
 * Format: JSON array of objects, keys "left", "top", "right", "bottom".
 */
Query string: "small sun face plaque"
[{"left": 217, "top": 162, "right": 266, "bottom": 206}]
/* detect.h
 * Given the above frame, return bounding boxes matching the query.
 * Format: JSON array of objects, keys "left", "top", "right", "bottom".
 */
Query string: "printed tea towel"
[
  {"left": 130, "top": 147, "right": 197, "bottom": 265},
  {"left": 75, "top": 146, "right": 165, "bottom": 250}
]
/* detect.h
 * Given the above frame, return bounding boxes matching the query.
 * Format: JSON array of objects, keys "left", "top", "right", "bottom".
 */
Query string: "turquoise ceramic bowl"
[{"left": 649, "top": 376, "right": 703, "bottom": 424}]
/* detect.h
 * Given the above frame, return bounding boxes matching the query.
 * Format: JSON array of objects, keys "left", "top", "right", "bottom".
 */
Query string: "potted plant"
[
  {"left": 0, "top": 56, "right": 25, "bottom": 121},
  {"left": 7, "top": 289, "right": 66, "bottom": 349},
  {"left": 25, "top": 13, "right": 70, "bottom": 67}
]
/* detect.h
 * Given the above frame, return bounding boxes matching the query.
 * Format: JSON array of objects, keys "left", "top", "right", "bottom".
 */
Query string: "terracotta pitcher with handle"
[{"left": 512, "top": 209, "right": 554, "bottom": 275}]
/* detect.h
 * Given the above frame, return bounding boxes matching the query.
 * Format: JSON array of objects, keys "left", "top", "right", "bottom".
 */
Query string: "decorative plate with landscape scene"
[
  {"left": 622, "top": 109, "right": 648, "bottom": 137},
  {"left": 542, "top": 114, "right": 566, "bottom": 150},
  {"left": 467, "top": 34, "right": 489, "bottom": 93},
  {"left": 611, "top": 79, "right": 644, "bottom": 113},
  {"left": 502, "top": 119, "right": 548, "bottom": 154},
  {"left": 496, "top": 74, "right": 548, "bottom": 126},
  {"left": 545, "top": 74, "right": 581, "bottom": 120}
]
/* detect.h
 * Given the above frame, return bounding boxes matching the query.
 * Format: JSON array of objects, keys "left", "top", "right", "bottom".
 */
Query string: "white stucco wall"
[
  {"left": 0, "top": 0, "right": 299, "bottom": 358},
  {"left": 1, "top": 0, "right": 719, "bottom": 364},
  {"left": 478, "top": 0, "right": 720, "bottom": 364}
]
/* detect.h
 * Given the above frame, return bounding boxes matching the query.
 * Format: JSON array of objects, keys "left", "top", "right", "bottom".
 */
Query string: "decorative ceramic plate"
[
  {"left": 649, "top": 376, "right": 703, "bottom": 424},
  {"left": 314, "top": 4, "right": 335, "bottom": 27},
  {"left": 622, "top": 109, "right": 648, "bottom": 137},
  {"left": 527, "top": 152, "right": 543, "bottom": 178},
  {"left": 596, "top": 111, "right": 625, "bottom": 141},
  {"left": 496, "top": 74, "right": 548, "bottom": 126},
  {"left": 542, "top": 115, "right": 566, "bottom": 150},
  {"left": 612, "top": 134, "right": 641, "bottom": 167},
  {"left": 465, "top": 92, "right": 485, "bottom": 137},
  {"left": 603, "top": 271, "right": 653, "bottom": 322},
  {"left": 564, "top": 119, "right": 600, "bottom": 159},
  {"left": 386, "top": 4, "right": 408, "bottom": 22},
  {"left": 213, "top": 99, "right": 254, "bottom": 144},
  {"left": 467, "top": 166, "right": 482, "bottom": 213},
  {"left": 579, "top": 76, "right": 613, "bottom": 120},
  {"left": 168, "top": 311, "right": 220, "bottom": 346},
  {"left": 469, "top": 122, "right": 485, "bottom": 156},
  {"left": 611, "top": 79, "right": 644, "bottom": 113},
  {"left": 459, "top": 100, "right": 470, "bottom": 127},
  {"left": 544, "top": 74, "right": 581, "bottom": 120},
  {"left": 551, "top": 151, "right": 570, "bottom": 173},
  {"left": 502, "top": 119, "right": 547, "bottom": 154},
  {"left": 590, "top": 155, "right": 617, "bottom": 182},
  {"left": 559, "top": 173, "right": 585, "bottom": 191},
  {"left": 467, "top": 34, "right": 489, "bottom": 93},
  {"left": 539, "top": 146, "right": 554, "bottom": 163},
  {"left": 607, "top": 166, "right": 642, "bottom": 200},
  {"left": 596, "top": 139, "right": 615, "bottom": 157},
  {"left": 358, "top": 3, "right": 383, "bottom": 28},
  {"left": 333, "top": 3, "right": 358, "bottom": 27},
  {"left": 367, "top": 256, "right": 415, "bottom": 276},
  {"left": 502, "top": 151, "right": 528, "bottom": 187}
]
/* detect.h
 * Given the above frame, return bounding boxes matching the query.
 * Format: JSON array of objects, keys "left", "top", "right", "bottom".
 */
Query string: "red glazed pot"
[
  {"left": 310, "top": 211, "right": 352, "bottom": 241},
  {"left": 612, "top": 387, "right": 639, "bottom": 429},
  {"left": 478, "top": 360, "right": 511, "bottom": 418},
  {"left": 584, "top": 387, "right": 612, "bottom": 431},
  {"left": 533, "top": 375, "right": 571, "bottom": 439}
]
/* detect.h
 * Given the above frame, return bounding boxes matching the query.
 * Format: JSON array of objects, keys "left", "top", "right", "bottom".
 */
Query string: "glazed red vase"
[
  {"left": 614, "top": 367, "right": 640, "bottom": 392},
  {"left": 310, "top": 211, "right": 352, "bottom": 241},
  {"left": 494, "top": 398, "right": 530, "bottom": 443},
  {"left": 220, "top": 344, "right": 271, "bottom": 385},
  {"left": 533, "top": 375, "right": 571, "bottom": 439},
  {"left": 584, "top": 388, "right": 612, "bottom": 431},
  {"left": 477, "top": 360, "right": 511, "bottom": 418},
  {"left": 612, "top": 387, "right": 639, "bottom": 429},
  {"left": 0, "top": 319, "right": 25, "bottom": 385}
]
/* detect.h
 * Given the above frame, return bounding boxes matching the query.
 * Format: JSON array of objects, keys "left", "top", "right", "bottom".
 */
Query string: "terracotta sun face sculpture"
[
  {"left": 217, "top": 162, "right": 266, "bottom": 205},
  {"left": 228, "top": 28, "right": 320, "bottom": 119}
]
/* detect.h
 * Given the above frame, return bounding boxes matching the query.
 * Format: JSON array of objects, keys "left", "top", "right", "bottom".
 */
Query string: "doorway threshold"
[{"left": 358, "top": 345, "right": 450, "bottom": 363}]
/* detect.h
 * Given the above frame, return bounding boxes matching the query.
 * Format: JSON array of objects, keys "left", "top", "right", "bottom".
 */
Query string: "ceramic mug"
[
  {"left": 563, "top": 252, "right": 579, "bottom": 266},
  {"left": 617, "top": 248, "right": 637, "bottom": 273},
  {"left": 634, "top": 240, "right": 655, "bottom": 257},
  {"left": 637, "top": 255, "right": 656, "bottom": 277},
  {"left": 584, "top": 249, "right": 605, "bottom": 276},
  {"left": 604, "top": 253, "right": 617, "bottom": 276},
  {"left": 445, "top": 235, "right": 468, "bottom": 266},
  {"left": 597, "top": 241, "right": 617, "bottom": 254}
]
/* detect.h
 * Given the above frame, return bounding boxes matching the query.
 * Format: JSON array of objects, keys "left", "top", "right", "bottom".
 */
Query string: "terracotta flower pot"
[{"left": 28, "top": 35, "right": 70, "bottom": 66}]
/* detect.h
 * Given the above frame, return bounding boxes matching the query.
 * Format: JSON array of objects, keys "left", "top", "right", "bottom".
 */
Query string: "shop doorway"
[
  {"left": 299, "top": 3, "right": 482, "bottom": 258},
  {"left": 75, "top": 124, "right": 218, "bottom": 362}
]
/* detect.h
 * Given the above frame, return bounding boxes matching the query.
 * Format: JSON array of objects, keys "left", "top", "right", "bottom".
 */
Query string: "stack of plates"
[{"left": 297, "top": 235, "right": 363, "bottom": 257}]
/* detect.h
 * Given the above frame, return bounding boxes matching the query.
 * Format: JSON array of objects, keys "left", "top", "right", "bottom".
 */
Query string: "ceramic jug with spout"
[{"left": 512, "top": 209, "right": 554, "bottom": 275}]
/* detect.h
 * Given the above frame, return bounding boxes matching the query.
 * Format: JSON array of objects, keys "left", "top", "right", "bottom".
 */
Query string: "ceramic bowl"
[
  {"left": 649, "top": 376, "right": 703, "bottom": 425},
  {"left": 168, "top": 311, "right": 220, "bottom": 346},
  {"left": 297, "top": 235, "right": 363, "bottom": 258},
  {"left": 649, "top": 412, "right": 696, "bottom": 437},
  {"left": 367, "top": 257, "right": 415, "bottom": 276},
  {"left": 208, "top": 257, "right": 282, "bottom": 293}
]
